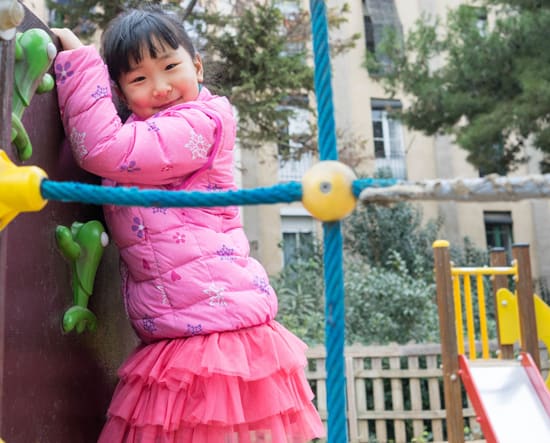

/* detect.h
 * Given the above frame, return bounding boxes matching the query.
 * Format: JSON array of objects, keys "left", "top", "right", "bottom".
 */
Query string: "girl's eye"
[
  {"left": 165, "top": 63, "right": 178, "bottom": 70},
  {"left": 130, "top": 76, "right": 146, "bottom": 84}
]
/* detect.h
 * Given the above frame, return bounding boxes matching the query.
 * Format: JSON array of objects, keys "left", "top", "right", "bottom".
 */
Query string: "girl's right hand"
[{"left": 51, "top": 28, "right": 83, "bottom": 51}]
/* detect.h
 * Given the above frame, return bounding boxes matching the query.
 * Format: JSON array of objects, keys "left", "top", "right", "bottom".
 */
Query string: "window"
[
  {"left": 363, "top": 0, "right": 403, "bottom": 74},
  {"left": 459, "top": 5, "right": 488, "bottom": 36},
  {"left": 281, "top": 215, "right": 315, "bottom": 266},
  {"left": 484, "top": 211, "right": 513, "bottom": 259},
  {"left": 371, "top": 99, "right": 406, "bottom": 179},
  {"left": 364, "top": 14, "right": 376, "bottom": 54},
  {"left": 278, "top": 106, "right": 313, "bottom": 182},
  {"left": 276, "top": 0, "right": 306, "bottom": 56}
]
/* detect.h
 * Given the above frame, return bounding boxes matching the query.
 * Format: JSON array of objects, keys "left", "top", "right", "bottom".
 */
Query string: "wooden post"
[
  {"left": 0, "top": 35, "right": 14, "bottom": 149},
  {"left": 490, "top": 247, "right": 515, "bottom": 359},
  {"left": 512, "top": 243, "right": 541, "bottom": 369},
  {"left": 0, "top": 1, "right": 21, "bottom": 433},
  {"left": 433, "top": 240, "right": 465, "bottom": 443}
]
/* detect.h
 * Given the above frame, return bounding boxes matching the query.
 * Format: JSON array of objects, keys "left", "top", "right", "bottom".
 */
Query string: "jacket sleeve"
[{"left": 54, "top": 46, "right": 219, "bottom": 185}]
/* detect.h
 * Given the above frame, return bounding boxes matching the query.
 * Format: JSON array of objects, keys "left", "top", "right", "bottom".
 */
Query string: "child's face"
[{"left": 118, "top": 43, "right": 204, "bottom": 120}]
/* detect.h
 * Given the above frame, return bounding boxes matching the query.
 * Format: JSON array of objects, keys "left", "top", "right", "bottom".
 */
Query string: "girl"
[{"left": 53, "top": 5, "right": 325, "bottom": 443}]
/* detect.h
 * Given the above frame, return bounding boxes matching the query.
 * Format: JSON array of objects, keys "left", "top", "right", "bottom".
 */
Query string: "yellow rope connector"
[
  {"left": 0, "top": 149, "right": 47, "bottom": 231},
  {"left": 302, "top": 161, "right": 357, "bottom": 221}
]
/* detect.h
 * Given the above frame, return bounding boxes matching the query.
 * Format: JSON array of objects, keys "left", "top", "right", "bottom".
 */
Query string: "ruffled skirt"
[{"left": 98, "top": 321, "right": 326, "bottom": 442}]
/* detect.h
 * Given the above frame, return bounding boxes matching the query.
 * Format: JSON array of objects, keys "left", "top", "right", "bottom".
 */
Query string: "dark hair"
[{"left": 101, "top": 6, "right": 196, "bottom": 85}]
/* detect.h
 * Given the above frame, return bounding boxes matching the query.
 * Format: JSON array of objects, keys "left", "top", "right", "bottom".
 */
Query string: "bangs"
[{"left": 116, "top": 18, "right": 180, "bottom": 73}]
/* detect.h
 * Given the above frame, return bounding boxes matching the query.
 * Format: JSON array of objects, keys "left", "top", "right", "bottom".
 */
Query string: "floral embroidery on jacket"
[
  {"left": 70, "top": 127, "right": 88, "bottom": 162},
  {"left": 216, "top": 244, "right": 236, "bottom": 261},
  {"left": 131, "top": 217, "right": 147, "bottom": 239},
  {"left": 204, "top": 283, "right": 227, "bottom": 307},
  {"left": 253, "top": 276, "right": 271, "bottom": 295},
  {"left": 187, "top": 324, "right": 203, "bottom": 335},
  {"left": 142, "top": 316, "right": 157, "bottom": 334},
  {"left": 120, "top": 160, "right": 141, "bottom": 173},
  {"left": 173, "top": 232, "right": 186, "bottom": 244},
  {"left": 55, "top": 61, "right": 74, "bottom": 84},
  {"left": 184, "top": 129, "right": 210, "bottom": 159},
  {"left": 91, "top": 85, "right": 108, "bottom": 99},
  {"left": 147, "top": 121, "right": 160, "bottom": 132}
]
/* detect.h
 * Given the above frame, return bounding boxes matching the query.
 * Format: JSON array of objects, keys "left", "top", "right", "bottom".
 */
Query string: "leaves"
[
  {"left": 343, "top": 201, "right": 442, "bottom": 280},
  {"left": 371, "top": 1, "right": 550, "bottom": 173},
  {"left": 344, "top": 253, "right": 439, "bottom": 345},
  {"left": 190, "top": 3, "right": 314, "bottom": 150},
  {"left": 273, "top": 199, "right": 491, "bottom": 346}
]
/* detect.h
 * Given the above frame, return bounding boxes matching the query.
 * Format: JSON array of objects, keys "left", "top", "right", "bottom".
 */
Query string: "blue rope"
[
  {"left": 310, "top": 1, "right": 348, "bottom": 441},
  {"left": 310, "top": 2, "right": 337, "bottom": 161},
  {"left": 41, "top": 180, "right": 303, "bottom": 207}
]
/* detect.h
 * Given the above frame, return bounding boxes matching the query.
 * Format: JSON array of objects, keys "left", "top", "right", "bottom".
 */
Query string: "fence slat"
[
  {"left": 427, "top": 354, "right": 444, "bottom": 441},
  {"left": 372, "top": 357, "right": 387, "bottom": 442},
  {"left": 390, "top": 356, "right": 406, "bottom": 441},
  {"left": 408, "top": 356, "right": 425, "bottom": 439},
  {"left": 353, "top": 357, "right": 368, "bottom": 440},
  {"left": 345, "top": 355, "right": 359, "bottom": 441}
]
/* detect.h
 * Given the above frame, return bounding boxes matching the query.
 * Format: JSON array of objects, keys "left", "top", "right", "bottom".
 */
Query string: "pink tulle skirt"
[{"left": 98, "top": 321, "right": 326, "bottom": 442}]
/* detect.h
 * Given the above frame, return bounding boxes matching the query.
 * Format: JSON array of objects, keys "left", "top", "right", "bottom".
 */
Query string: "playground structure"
[
  {"left": 433, "top": 241, "right": 550, "bottom": 442},
  {"left": 2, "top": 1, "right": 550, "bottom": 442}
]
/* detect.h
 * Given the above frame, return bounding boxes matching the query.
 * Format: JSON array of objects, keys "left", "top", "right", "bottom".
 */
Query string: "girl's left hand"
[{"left": 51, "top": 28, "right": 83, "bottom": 51}]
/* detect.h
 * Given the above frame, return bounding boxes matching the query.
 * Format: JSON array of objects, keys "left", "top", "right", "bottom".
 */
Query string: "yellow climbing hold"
[
  {"left": 0, "top": 149, "right": 48, "bottom": 231},
  {"left": 302, "top": 161, "right": 357, "bottom": 221}
]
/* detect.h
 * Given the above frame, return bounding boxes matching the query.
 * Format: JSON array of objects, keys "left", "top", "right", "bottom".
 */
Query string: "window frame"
[
  {"left": 484, "top": 211, "right": 514, "bottom": 259},
  {"left": 371, "top": 99, "right": 407, "bottom": 179},
  {"left": 280, "top": 214, "right": 315, "bottom": 266}
]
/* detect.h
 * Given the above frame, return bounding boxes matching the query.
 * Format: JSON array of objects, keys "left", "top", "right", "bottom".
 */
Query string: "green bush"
[
  {"left": 272, "top": 247, "right": 439, "bottom": 345},
  {"left": 345, "top": 252, "right": 439, "bottom": 345}
]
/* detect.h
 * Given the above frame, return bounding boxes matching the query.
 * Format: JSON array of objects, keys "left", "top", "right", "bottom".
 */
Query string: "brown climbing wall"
[{"left": 0, "top": 6, "right": 137, "bottom": 443}]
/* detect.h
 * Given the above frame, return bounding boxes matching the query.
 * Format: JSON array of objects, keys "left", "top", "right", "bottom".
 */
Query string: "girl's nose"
[{"left": 153, "top": 82, "right": 172, "bottom": 97}]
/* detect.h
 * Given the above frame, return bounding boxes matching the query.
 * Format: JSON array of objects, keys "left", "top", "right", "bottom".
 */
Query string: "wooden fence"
[{"left": 306, "top": 342, "right": 550, "bottom": 443}]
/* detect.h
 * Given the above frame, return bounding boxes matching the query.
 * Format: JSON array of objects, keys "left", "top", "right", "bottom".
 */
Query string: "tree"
[
  {"left": 190, "top": 2, "right": 314, "bottom": 151},
  {"left": 368, "top": 1, "right": 550, "bottom": 174},
  {"left": 343, "top": 201, "right": 442, "bottom": 280}
]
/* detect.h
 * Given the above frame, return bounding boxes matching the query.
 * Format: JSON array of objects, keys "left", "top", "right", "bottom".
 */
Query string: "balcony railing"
[
  {"left": 278, "top": 152, "right": 314, "bottom": 182},
  {"left": 375, "top": 156, "right": 407, "bottom": 180}
]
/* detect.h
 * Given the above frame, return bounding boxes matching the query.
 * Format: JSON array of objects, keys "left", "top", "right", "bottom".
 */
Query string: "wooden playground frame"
[{"left": 433, "top": 241, "right": 543, "bottom": 443}]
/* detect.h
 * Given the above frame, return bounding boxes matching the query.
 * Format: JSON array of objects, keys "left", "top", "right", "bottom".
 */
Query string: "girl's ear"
[
  {"left": 194, "top": 53, "right": 204, "bottom": 83},
  {"left": 113, "top": 83, "right": 127, "bottom": 104},
  {"left": 112, "top": 82, "right": 132, "bottom": 119}
]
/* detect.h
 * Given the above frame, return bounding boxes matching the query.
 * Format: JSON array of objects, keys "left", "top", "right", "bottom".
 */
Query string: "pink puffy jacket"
[{"left": 55, "top": 46, "right": 278, "bottom": 342}]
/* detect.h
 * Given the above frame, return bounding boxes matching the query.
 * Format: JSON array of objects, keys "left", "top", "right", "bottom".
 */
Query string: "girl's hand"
[{"left": 51, "top": 28, "right": 83, "bottom": 51}]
